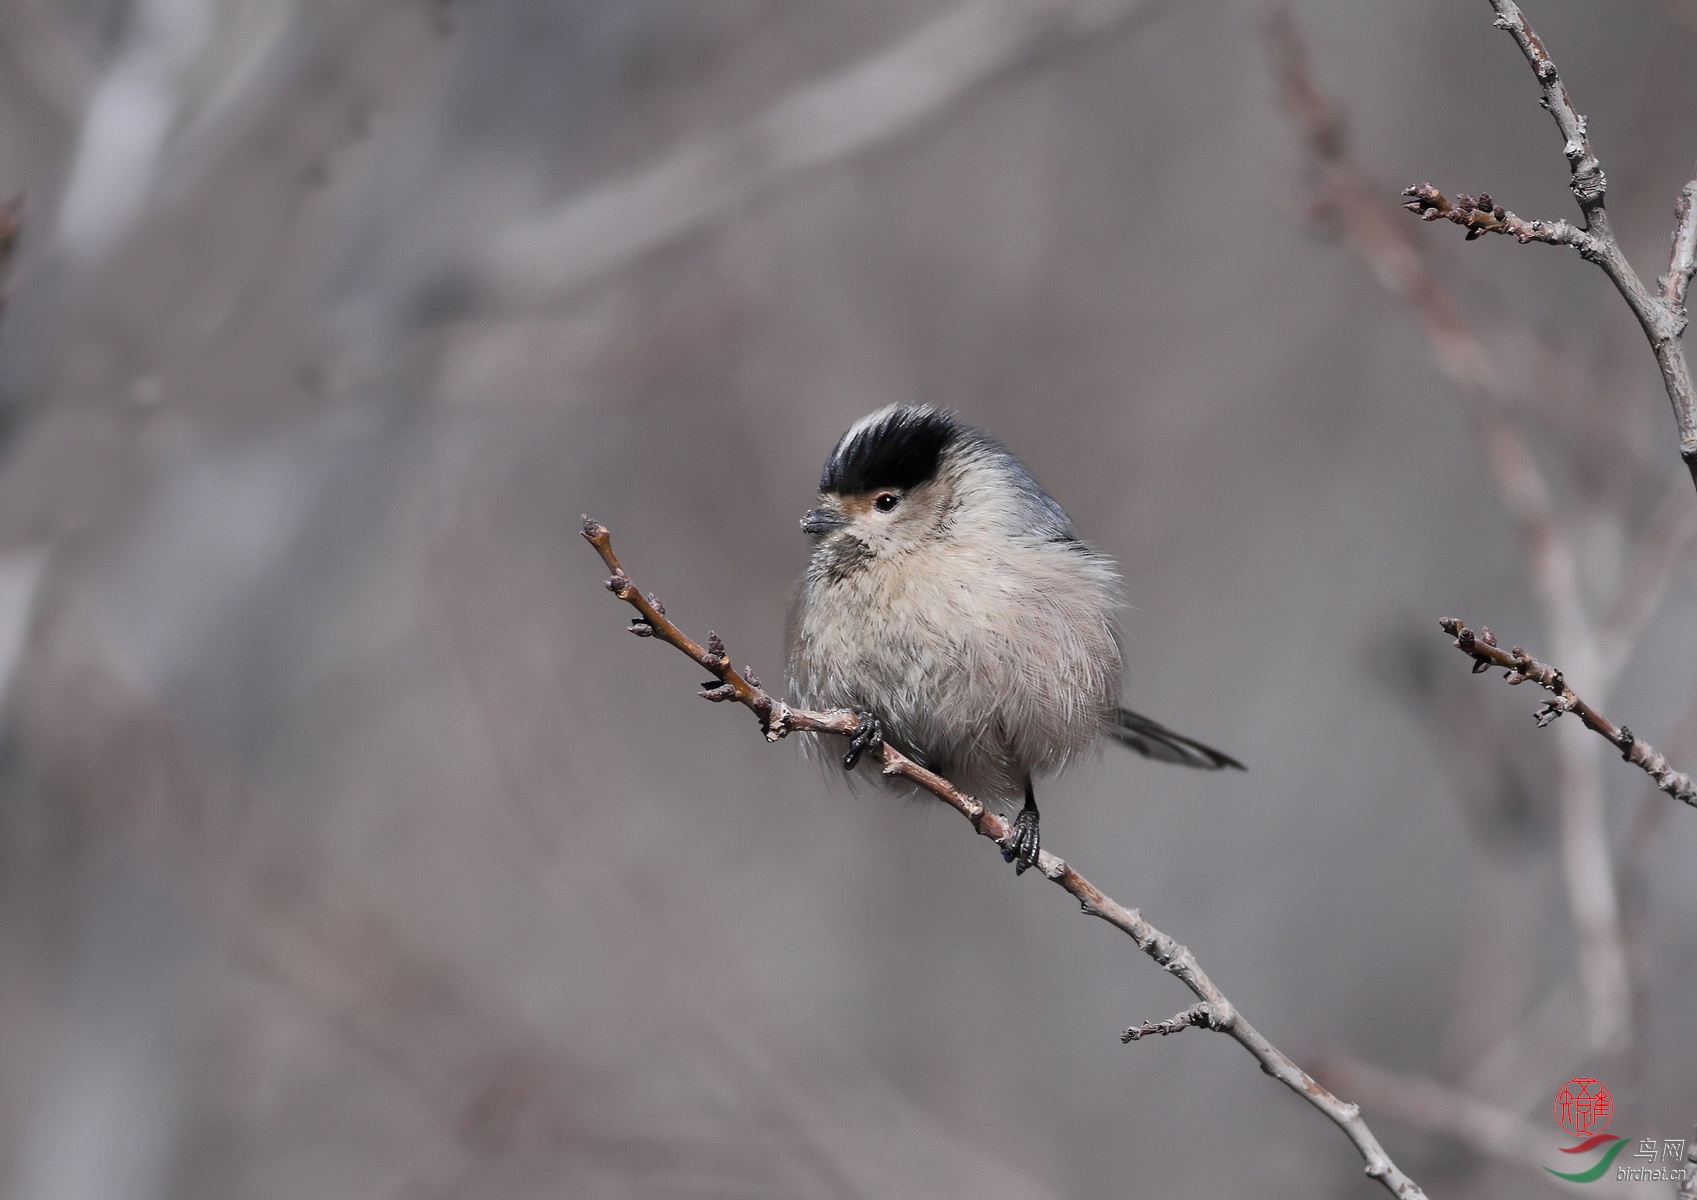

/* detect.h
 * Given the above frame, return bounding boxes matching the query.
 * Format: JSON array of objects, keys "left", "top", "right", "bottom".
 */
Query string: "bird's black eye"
[{"left": 873, "top": 492, "right": 900, "bottom": 512}]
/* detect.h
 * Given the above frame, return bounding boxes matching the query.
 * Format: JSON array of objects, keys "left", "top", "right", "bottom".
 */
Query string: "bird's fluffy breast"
[{"left": 788, "top": 530, "right": 1122, "bottom": 800}]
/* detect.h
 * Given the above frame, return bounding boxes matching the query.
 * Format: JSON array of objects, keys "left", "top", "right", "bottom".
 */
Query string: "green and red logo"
[{"left": 1546, "top": 1078, "right": 1627, "bottom": 1183}]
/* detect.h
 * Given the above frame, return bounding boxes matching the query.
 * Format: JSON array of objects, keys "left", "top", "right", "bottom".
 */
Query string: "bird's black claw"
[
  {"left": 1001, "top": 808, "right": 1041, "bottom": 875},
  {"left": 842, "top": 712, "right": 884, "bottom": 771}
]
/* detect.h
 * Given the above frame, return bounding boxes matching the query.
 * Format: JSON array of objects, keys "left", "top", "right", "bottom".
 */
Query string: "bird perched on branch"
[{"left": 787, "top": 405, "right": 1243, "bottom": 873}]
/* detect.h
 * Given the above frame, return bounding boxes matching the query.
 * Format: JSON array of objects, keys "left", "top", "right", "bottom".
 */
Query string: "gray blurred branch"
[
  {"left": 1314, "top": 1056, "right": 1642, "bottom": 1198},
  {"left": 476, "top": 0, "right": 1165, "bottom": 312},
  {"left": 0, "top": 0, "right": 99, "bottom": 122},
  {"left": 25, "top": 606, "right": 1031, "bottom": 1200},
  {"left": 1406, "top": 0, "right": 1697, "bottom": 493},
  {"left": 1441, "top": 618, "right": 1697, "bottom": 806},
  {"left": 583, "top": 517, "right": 1430, "bottom": 1200},
  {"left": 1600, "top": 476, "right": 1697, "bottom": 671},
  {"left": 0, "top": 197, "right": 20, "bottom": 315},
  {"left": 1266, "top": 2, "right": 1634, "bottom": 1053}
]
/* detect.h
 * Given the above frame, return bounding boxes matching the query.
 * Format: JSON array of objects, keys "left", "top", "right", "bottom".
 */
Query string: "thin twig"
[
  {"left": 583, "top": 517, "right": 1429, "bottom": 1200},
  {"left": 1409, "top": 1, "right": 1697, "bottom": 489},
  {"left": 1121, "top": 1003, "right": 1212, "bottom": 1043},
  {"left": 1402, "top": 182, "right": 1591, "bottom": 251},
  {"left": 1441, "top": 618, "right": 1697, "bottom": 806}
]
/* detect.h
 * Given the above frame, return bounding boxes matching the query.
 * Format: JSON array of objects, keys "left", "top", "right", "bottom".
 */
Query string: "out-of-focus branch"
[
  {"left": 1315, "top": 1057, "right": 1543, "bottom": 1180},
  {"left": 21, "top": 621, "right": 617, "bottom": 1182},
  {"left": 1267, "top": 3, "right": 1632, "bottom": 1052},
  {"left": 1600, "top": 474, "right": 1697, "bottom": 669},
  {"left": 583, "top": 517, "right": 1429, "bottom": 1200},
  {"left": 1314, "top": 1055, "right": 1641, "bottom": 1198},
  {"left": 1441, "top": 618, "right": 1697, "bottom": 806},
  {"left": 0, "top": 195, "right": 20, "bottom": 316},
  {"left": 1408, "top": 1, "right": 1697, "bottom": 490},
  {"left": 1617, "top": 681, "right": 1697, "bottom": 1100},
  {"left": 1473, "top": 411, "right": 1595, "bottom": 689},
  {"left": 476, "top": 0, "right": 1167, "bottom": 312},
  {"left": 27, "top": 614, "right": 899, "bottom": 1199},
  {"left": 0, "top": 0, "right": 97, "bottom": 125},
  {"left": 1266, "top": 11, "right": 1586, "bottom": 658}
]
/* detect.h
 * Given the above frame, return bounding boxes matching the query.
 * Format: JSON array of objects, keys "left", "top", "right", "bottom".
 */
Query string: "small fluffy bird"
[{"left": 787, "top": 405, "right": 1242, "bottom": 873}]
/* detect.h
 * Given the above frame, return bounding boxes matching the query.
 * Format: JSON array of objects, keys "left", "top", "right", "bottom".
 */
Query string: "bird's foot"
[
  {"left": 842, "top": 712, "right": 884, "bottom": 771},
  {"left": 1001, "top": 807, "right": 1040, "bottom": 875}
]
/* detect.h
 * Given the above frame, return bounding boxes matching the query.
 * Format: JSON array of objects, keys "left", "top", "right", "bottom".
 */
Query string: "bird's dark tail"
[{"left": 1108, "top": 708, "right": 1245, "bottom": 771}]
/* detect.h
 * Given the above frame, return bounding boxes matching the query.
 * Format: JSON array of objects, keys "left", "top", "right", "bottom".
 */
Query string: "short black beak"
[{"left": 801, "top": 508, "right": 847, "bottom": 538}]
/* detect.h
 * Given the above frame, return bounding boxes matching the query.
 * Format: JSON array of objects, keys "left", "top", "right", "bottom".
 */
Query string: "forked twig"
[
  {"left": 582, "top": 517, "right": 1428, "bottom": 1199},
  {"left": 1406, "top": 0, "right": 1697, "bottom": 490}
]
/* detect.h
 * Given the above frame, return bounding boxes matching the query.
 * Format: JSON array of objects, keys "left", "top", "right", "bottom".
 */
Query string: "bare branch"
[
  {"left": 1121, "top": 1003, "right": 1212, "bottom": 1043},
  {"left": 583, "top": 517, "right": 1429, "bottom": 1200},
  {"left": 1408, "top": 1, "right": 1697, "bottom": 489},
  {"left": 477, "top": 0, "right": 1166, "bottom": 312},
  {"left": 1441, "top": 618, "right": 1697, "bottom": 806},
  {"left": 1484, "top": 0, "right": 1605, "bottom": 212}
]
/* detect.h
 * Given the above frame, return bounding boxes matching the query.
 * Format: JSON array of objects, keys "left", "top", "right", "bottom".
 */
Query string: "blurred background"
[{"left": 0, "top": 0, "right": 1695, "bottom": 1196}]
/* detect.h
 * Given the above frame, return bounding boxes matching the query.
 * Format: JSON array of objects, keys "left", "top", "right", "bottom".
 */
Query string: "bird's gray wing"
[{"left": 1108, "top": 708, "right": 1245, "bottom": 771}]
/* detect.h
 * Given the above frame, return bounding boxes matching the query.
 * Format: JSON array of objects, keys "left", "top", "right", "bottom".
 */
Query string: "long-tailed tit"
[{"left": 787, "top": 405, "right": 1243, "bottom": 873}]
